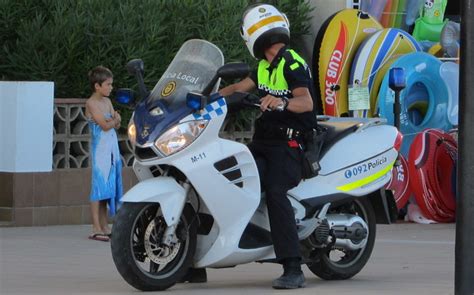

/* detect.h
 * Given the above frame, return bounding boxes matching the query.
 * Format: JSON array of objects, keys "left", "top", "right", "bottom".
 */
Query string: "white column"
[{"left": 0, "top": 82, "right": 54, "bottom": 172}]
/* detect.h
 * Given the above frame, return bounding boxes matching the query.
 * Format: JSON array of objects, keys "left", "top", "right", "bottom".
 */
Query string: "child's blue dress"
[{"left": 88, "top": 113, "right": 123, "bottom": 215}]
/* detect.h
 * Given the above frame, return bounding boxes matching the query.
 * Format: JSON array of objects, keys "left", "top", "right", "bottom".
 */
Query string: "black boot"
[
  {"left": 272, "top": 258, "right": 305, "bottom": 289},
  {"left": 179, "top": 268, "right": 207, "bottom": 283}
]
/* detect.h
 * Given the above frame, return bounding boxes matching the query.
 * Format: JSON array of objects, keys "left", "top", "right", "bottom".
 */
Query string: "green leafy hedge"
[{"left": 0, "top": 0, "right": 311, "bottom": 99}]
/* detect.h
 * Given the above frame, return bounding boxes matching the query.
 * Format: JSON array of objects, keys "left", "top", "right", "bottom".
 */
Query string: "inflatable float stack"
[
  {"left": 349, "top": 28, "right": 421, "bottom": 118},
  {"left": 314, "top": 9, "right": 382, "bottom": 117},
  {"left": 313, "top": 2, "right": 459, "bottom": 223}
]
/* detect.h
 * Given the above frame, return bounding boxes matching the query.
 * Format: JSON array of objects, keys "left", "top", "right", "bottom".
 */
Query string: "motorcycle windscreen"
[{"left": 147, "top": 39, "right": 224, "bottom": 111}]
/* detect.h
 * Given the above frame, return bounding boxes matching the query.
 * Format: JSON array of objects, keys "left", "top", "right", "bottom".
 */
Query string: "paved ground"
[{"left": 0, "top": 223, "right": 455, "bottom": 295}]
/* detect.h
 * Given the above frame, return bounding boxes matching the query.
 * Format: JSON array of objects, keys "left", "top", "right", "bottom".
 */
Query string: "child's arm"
[
  {"left": 113, "top": 111, "right": 121, "bottom": 129},
  {"left": 107, "top": 98, "right": 121, "bottom": 129},
  {"left": 86, "top": 100, "right": 119, "bottom": 131}
]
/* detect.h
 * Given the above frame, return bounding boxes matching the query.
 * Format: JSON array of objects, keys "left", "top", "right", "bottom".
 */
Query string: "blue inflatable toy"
[{"left": 377, "top": 52, "right": 452, "bottom": 156}]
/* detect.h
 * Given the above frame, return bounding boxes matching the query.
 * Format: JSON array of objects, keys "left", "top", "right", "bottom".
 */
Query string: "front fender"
[{"left": 121, "top": 177, "right": 185, "bottom": 226}]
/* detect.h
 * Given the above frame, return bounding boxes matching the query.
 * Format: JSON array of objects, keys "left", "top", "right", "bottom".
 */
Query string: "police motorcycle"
[{"left": 110, "top": 39, "right": 401, "bottom": 291}]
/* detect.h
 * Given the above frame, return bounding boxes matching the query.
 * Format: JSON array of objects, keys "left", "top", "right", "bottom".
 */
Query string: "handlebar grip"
[{"left": 225, "top": 92, "right": 285, "bottom": 112}]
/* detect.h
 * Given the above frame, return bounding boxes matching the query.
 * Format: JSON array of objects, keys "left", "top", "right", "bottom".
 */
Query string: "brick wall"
[{"left": 0, "top": 168, "right": 137, "bottom": 226}]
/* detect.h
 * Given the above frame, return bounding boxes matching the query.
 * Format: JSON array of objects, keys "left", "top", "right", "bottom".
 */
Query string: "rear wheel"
[
  {"left": 307, "top": 197, "right": 376, "bottom": 280},
  {"left": 110, "top": 203, "right": 197, "bottom": 291}
]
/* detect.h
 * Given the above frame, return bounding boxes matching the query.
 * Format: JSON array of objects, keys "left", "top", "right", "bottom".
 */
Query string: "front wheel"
[
  {"left": 110, "top": 202, "right": 197, "bottom": 291},
  {"left": 307, "top": 196, "right": 376, "bottom": 280}
]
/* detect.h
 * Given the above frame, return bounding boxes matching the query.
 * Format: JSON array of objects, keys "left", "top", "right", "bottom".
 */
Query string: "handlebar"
[{"left": 225, "top": 91, "right": 284, "bottom": 112}]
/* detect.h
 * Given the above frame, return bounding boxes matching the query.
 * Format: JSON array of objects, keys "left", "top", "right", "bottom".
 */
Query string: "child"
[{"left": 85, "top": 66, "right": 123, "bottom": 242}]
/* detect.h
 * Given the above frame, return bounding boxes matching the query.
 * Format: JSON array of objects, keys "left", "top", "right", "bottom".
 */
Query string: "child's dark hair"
[{"left": 88, "top": 66, "right": 113, "bottom": 92}]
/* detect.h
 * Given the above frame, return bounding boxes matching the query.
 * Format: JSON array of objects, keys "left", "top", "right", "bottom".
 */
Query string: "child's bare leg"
[
  {"left": 99, "top": 200, "right": 111, "bottom": 234},
  {"left": 90, "top": 201, "right": 102, "bottom": 233}
]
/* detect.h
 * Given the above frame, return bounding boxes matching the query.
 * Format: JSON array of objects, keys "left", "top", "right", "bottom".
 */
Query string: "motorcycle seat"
[{"left": 318, "top": 120, "right": 362, "bottom": 158}]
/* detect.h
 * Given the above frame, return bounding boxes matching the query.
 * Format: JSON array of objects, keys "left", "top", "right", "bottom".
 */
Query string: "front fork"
[{"left": 161, "top": 180, "right": 192, "bottom": 246}]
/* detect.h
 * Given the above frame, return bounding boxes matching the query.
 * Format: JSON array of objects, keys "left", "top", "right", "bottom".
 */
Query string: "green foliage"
[{"left": 1, "top": 0, "right": 312, "bottom": 127}]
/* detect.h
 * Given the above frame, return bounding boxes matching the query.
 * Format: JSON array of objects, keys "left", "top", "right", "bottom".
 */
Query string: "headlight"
[
  {"left": 154, "top": 120, "right": 208, "bottom": 156},
  {"left": 128, "top": 122, "right": 136, "bottom": 145}
]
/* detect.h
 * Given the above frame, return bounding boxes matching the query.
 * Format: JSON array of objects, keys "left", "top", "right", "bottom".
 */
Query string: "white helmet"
[{"left": 240, "top": 4, "right": 290, "bottom": 59}]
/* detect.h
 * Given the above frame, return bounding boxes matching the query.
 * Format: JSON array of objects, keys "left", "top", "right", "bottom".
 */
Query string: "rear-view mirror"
[
  {"left": 125, "top": 59, "right": 149, "bottom": 100},
  {"left": 126, "top": 59, "right": 144, "bottom": 76},
  {"left": 217, "top": 62, "right": 250, "bottom": 80}
]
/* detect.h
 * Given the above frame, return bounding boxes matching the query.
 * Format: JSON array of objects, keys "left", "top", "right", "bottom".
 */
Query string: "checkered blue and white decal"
[{"left": 192, "top": 98, "right": 227, "bottom": 120}]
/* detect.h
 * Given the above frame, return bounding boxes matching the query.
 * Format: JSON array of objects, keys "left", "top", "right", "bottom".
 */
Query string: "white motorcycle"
[{"left": 111, "top": 39, "right": 401, "bottom": 291}]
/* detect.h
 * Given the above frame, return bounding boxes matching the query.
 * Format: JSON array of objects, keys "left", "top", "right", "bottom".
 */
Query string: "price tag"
[{"left": 348, "top": 85, "right": 370, "bottom": 111}]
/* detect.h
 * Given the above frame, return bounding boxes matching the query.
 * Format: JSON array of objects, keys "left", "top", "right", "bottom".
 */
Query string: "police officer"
[{"left": 220, "top": 3, "right": 318, "bottom": 289}]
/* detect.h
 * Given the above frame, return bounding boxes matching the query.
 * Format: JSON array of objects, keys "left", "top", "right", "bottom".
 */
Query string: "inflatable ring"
[
  {"left": 313, "top": 9, "right": 382, "bottom": 117},
  {"left": 439, "top": 62, "right": 459, "bottom": 126},
  {"left": 406, "top": 100, "right": 428, "bottom": 126},
  {"left": 349, "top": 28, "right": 421, "bottom": 118},
  {"left": 440, "top": 21, "right": 460, "bottom": 58},
  {"left": 385, "top": 154, "right": 412, "bottom": 210},
  {"left": 408, "top": 128, "right": 457, "bottom": 222},
  {"left": 377, "top": 52, "right": 453, "bottom": 156}
]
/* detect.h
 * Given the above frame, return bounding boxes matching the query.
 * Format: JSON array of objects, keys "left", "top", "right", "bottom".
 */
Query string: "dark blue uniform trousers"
[{"left": 248, "top": 141, "right": 303, "bottom": 261}]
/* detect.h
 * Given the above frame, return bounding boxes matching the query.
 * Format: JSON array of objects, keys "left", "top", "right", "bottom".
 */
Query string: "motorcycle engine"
[{"left": 306, "top": 219, "right": 331, "bottom": 248}]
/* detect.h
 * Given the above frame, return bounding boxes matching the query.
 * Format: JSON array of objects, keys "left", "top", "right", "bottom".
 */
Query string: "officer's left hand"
[{"left": 260, "top": 95, "right": 284, "bottom": 112}]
